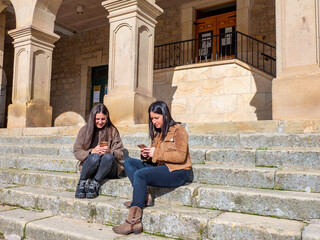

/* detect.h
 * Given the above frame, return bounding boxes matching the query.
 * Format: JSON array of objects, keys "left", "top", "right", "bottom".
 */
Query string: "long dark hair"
[
  {"left": 82, "top": 103, "right": 116, "bottom": 149},
  {"left": 148, "top": 101, "right": 178, "bottom": 141}
]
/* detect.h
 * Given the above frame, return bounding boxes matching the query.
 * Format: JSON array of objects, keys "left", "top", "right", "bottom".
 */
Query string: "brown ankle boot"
[
  {"left": 112, "top": 206, "right": 143, "bottom": 235},
  {"left": 123, "top": 193, "right": 153, "bottom": 208}
]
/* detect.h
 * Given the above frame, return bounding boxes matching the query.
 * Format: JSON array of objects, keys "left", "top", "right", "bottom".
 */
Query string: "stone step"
[
  {"left": 0, "top": 155, "right": 78, "bottom": 173},
  {"left": 1, "top": 159, "right": 320, "bottom": 193},
  {"left": 206, "top": 148, "right": 320, "bottom": 170},
  {"left": 1, "top": 132, "right": 320, "bottom": 149},
  {"left": 0, "top": 144, "right": 74, "bottom": 156},
  {"left": 0, "top": 205, "right": 171, "bottom": 240},
  {"left": 1, "top": 170, "right": 320, "bottom": 220},
  {"left": 0, "top": 184, "right": 313, "bottom": 240}
]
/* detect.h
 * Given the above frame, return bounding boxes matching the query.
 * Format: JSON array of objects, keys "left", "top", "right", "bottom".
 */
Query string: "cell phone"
[
  {"left": 100, "top": 141, "right": 108, "bottom": 147},
  {"left": 138, "top": 144, "right": 147, "bottom": 149}
]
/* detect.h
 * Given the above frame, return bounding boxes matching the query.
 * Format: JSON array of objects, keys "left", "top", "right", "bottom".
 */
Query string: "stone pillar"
[
  {"left": 7, "top": 25, "right": 59, "bottom": 128},
  {"left": 273, "top": 0, "right": 320, "bottom": 119},
  {"left": 0, "top": 11, "right": 6, "bottom": 127},
  {"left": 102, "top": 0, "right": 163, "bottom": 124}
]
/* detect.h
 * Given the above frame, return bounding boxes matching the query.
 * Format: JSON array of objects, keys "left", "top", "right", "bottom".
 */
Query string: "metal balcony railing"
[{"left": 154, "top": 31, "right": 276, "bottom": 77}]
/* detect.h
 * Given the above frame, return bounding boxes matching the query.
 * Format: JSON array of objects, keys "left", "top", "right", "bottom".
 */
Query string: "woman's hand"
[
  {"left": 140, "top": 147, "right": 148, "bottom": 158},
  {"left": 142, "top": 147, "right": 156, "bottom": 158},
  {"left": 91, "top": 145, "right": 111, "bottom": 155}
]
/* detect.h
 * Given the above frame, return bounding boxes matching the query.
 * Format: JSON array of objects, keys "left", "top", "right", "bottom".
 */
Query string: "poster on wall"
[
  {"left": 93, "top": 85, "right": 101, "bottom": 106},
  {"left": 198, "top": 31, "right": 213, "bottom": 59}
]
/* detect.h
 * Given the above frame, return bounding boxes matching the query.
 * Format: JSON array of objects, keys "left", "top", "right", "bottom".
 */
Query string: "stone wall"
[
  {"left": 249, "top": 0, "right": 276, "bottom": 46},
  {"left": 154, "top": 60, "right": 273, "bottom": 123},
  {"left": 51, "top": 25, "right": 109, "bottom": 123},
  {"left": 155, "top": 6, "right": 181, "bottom": 45}
]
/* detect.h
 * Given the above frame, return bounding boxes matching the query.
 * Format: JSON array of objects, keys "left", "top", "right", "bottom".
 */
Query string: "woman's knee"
[
  {"left": 86, "top": 153, "right": 100, "bottom": 165},
  {"left": 124, "top": 157, "right": 136, "bottom": 169},
  {"left": 101, "top": 153, "right": 116, "bottom": 163}
]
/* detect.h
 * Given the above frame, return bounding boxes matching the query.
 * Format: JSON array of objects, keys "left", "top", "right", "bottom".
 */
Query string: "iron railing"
[{"left": 154, "top": 31, "right": 276, "bottom": 76}]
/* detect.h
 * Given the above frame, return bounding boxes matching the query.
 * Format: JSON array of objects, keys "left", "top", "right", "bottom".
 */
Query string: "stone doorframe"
[
  {"left": 76, "top": 49, "right": 108, "bottom": 120},
  {"left": 180, "top": 0, "right": 250, "bottom": 41}
]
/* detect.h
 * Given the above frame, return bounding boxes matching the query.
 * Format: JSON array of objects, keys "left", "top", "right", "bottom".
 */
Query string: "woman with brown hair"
[
  {"left": 73, "top": 103, "right": 124, "bottom": 199},
  {"left": 113, "top": 100, "right": 192, "bottom": 235}
]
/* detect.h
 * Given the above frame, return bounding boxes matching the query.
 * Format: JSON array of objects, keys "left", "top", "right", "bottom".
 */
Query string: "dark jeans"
[
  {"left": 80, "top": 153, "right": 118, "bottom": 182},
  {"left": 124, "top": 157, "right": 191, "bottom": 209}
]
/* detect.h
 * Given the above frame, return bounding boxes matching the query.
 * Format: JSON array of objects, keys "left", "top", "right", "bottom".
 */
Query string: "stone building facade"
[{"left": 0, "top": 0, "right": 319, "bottom": 128}]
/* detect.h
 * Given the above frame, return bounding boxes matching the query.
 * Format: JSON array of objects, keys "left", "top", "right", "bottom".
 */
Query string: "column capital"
[
  {"left": 8, "top": 25, "right": 60, "bottom": 50},
  {"left": 102, "top": 0, "right": 163, "bottom": 25}
]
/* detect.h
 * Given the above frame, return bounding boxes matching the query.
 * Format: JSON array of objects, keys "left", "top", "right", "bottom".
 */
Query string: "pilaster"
[
  {"left": 7, "top": 25, "right": 59, "bottom": 128},
  {"left": 102, "top": 0, "right": 163, "bottom": 124}
]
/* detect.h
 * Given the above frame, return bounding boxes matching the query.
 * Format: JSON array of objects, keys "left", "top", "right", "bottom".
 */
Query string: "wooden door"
[{"left": 195, "top": 11, "right": 236, "bottom": 61}]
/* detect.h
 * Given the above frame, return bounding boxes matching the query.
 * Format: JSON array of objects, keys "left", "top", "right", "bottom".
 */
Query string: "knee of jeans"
[
  {"left": 86, "top": 153, "right": 100, "bottom": 165},
  {"left": 124, "top": 157, "right": 135, "bottom": 169},
  {"left": 101, "top": 153, "right": 115, "bottom": 163},
  {"left": 134, "top": 169, "right": 146, "bottom": 180}
]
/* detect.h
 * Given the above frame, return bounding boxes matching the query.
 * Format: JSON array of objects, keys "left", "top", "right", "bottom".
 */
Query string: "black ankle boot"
[
  {"left": 86, "top": 179, "right": 100, "bottom": 199},
  {"left": 75, "top": 179, "right": 87, "bottom": 198}
]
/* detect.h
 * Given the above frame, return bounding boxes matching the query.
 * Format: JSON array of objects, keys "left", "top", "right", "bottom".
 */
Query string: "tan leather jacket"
[
  {"left": 151, "top": 124, "right": 192, "bottom": 172},
  {"left": 73, "top": 125, "right": 124, "bottom": 177}
]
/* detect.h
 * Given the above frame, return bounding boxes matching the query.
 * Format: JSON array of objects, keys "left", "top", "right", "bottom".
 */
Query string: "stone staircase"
[{"left": 0, "top": 120, "right": 320, "bottom": 239}]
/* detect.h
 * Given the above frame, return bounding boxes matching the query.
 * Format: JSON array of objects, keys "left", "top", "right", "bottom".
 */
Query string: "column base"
[
  {"left": 104, "top": 92, "right": 155, "bottom": 125},
  {"left": 272, "top": 75, "right": 320, "bottom": 120},
  {"left": 7, "top": 103, "right": 52, "bottom": 128}
]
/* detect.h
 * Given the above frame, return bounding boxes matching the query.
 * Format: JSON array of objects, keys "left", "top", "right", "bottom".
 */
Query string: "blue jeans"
[
  {"left": 124, "top": 157, "right": 191, "bottom": 208},
  {"left": 80, "top": 153, "right": 118, "bottom": 182}
]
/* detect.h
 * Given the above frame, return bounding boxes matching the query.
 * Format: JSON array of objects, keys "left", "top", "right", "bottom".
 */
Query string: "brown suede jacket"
[
  {"left": 151, "top": 124, "right": 192, "bottom": 172},
  {"left": 73, "top": 125, "right": 124, "bottom": 177}
]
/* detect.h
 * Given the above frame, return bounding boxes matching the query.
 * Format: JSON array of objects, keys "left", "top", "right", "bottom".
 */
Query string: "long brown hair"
[{"left": 82, "top": 103, "right": 116, "bottom": 149}]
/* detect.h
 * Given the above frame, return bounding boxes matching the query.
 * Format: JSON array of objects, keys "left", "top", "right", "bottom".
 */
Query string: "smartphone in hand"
[
  {"left": 138, "top": 144, "right": 147, "bottom": 149},
  {"left": 101, "top": 141, "right": 108, "bottom": 147}
]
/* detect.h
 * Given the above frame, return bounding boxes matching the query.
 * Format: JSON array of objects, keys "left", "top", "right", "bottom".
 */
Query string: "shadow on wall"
[
  {"left": 153, "top": 69, "right": 177, "bottom": 112},
  {"left": 250, "top": 72, "right": 273, "bottom": 120}
]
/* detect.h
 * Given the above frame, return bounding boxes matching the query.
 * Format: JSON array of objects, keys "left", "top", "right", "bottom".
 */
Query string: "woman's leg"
[
  {"left": 75, "top": 153, "right": 101, "bottom": 198},
  {"left": 124, "top": 158, "right": 154, "bottom": 184},
  {"left": 79, "top": 153, "right": 101, "bottom": 180},
  {"left": 131, "top": 165, "right": 190, "bottom": 208},
  {"left": 94, "top": 153, "right": 117, "bottom": 181}
]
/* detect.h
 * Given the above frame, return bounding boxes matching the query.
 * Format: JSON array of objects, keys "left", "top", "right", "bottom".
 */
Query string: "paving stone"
[
  {"left": 0, "top": 208, "right": 52, "bottom": 238},
  {"left": 302, "top": 219, "right": 320, "bottom": 240}
]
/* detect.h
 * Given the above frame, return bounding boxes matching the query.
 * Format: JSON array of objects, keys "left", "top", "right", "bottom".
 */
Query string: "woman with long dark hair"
[
  {"left": 113, "top": 100, "right": 192, "bottom": 235},
  {"left": 73, "top": 103, "right": 124, "bottom": 199}
]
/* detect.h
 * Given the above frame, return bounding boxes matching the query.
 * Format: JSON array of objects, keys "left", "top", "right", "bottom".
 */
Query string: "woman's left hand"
[
  {"left": 101, "top": 146, "right": 112, "bottom": 155},
  {"left": 143, "top": 147, "right": 155, "bottom": 157}
]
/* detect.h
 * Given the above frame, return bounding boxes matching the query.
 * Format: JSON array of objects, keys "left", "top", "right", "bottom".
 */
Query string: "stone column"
[
  {"left": 7, "top": 25, "right": 59, "bottom": 128},
  {"left": 273, "top": 0, "right": 320, "bottom": 119},
  {"left": 102, "top": 0, "right": 163, "bottom": 124},
  {"left": 0, "top": 11, "right": 6, "bottom": 127}
]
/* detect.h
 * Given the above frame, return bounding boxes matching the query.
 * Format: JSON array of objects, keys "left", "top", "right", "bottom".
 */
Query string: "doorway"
[
  {"left": 90, "top": 65, "right": 108, "bottom": 110},
  {"left": 195, "top": 2, "right": 236, "bottom": 60}
]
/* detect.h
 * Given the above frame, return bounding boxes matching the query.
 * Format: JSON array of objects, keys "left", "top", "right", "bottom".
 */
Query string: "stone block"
[
  {"left": 188, "top": 134, "right": 241, "bottom": 148},
  {"left": 172, "top": 69, "right": 187, "bottom": 83},
  {"left": 211, "top": 95, "right": 237, "bottom": 113},
  {"left": 207, "top": 212, "right": 304, "bottom": 240},
  {"left": 187, "top": 67, "right": 211, "bottom": 81},
  {"left": 238, "top": 93, "right": 266, "bottom": 112},
  {"left": 275, "top": 170, "right": 320, "bottom": 193},
  {"left": 302, "top": 220, "right": 320, "bottom": 240},
  {"left": 192, "top": 165, "right": 275, "bottom": 188},
  {"left": 54, "top": 111, "right": 86, "bottom": 127},
  {"left": 197, "top": 185, "right": 320, "bottom": 220},
  {"left": 206, "top": 149, "right": 256, "bottom": 166},
  {"left": 173, "top": 81, "right": 198, "bottom": 98},
  {"left": 0, "top": 208, "right": 52, "bottom": 238},
  {"left": 198, "top": 79, "right": 223, "bottom": 96},
  {"left": 224, "top": 76, "right": 251, "bottom": 94},
  {"left": 256, "top": 150, "right": 320, "bottom": 170}
]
